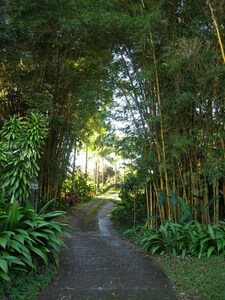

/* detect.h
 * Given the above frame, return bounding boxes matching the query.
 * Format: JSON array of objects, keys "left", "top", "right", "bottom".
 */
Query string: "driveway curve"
[{"left": 38, "top": 194, "right": 176, "bottom": 300}]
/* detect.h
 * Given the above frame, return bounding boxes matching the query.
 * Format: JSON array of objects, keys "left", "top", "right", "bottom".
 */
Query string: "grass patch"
[
  {"left": 0, "top": 264, "right": 57, "bottom": 300},
  {"left": 83, "top": 198, "right": 110, "bottom": 223},
  {"left": 83, "top": 190, "right": 119, "bottom": 224},
  {"left": 159, "top": 256, "right": 225, "bottom": 300}
]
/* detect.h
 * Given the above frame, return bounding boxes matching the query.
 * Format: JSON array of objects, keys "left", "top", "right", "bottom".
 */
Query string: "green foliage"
[
  {"left": 0, "top": 264, "right": 57, "bottom": 300},
  {"left": 126, "top": 221, "right": 225, "bottom": 258},
  {"left": 0, "top": 201, "right": 71, "bottom": 281},
  {"left": 111, "top": 191, "right": 147, "bottom": 228},
  {"left": 161, "top": 256, "right": 225, "bottom": 300},
  {"left": 0, "top": 113, "right": 48, "bottom": 205},
  {"left": 62, "top": 171, "right": 95, "bottom": 204}
]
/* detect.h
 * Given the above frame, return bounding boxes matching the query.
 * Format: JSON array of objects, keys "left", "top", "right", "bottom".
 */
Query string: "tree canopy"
[{"left": 1, "top": 0, "right": 225, "bottom": 224}]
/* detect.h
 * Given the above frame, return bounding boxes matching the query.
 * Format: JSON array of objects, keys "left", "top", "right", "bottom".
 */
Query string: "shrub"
[
  {"left": 0, "top": 200, "right": 71, "bottom": 281},
  {"left": 111, "top": 192, "right": 147, "bottom": 228},
  {"left": 0, "top": 113, "right": 48, "bottom": 206},
  {"left": 125, "top": 221, "right": 225, "bottom": 258},
  {"left": 0, "top": 114, "right": 71, "bottom": 281},
  {"left": 62, "top": 171, "right": 95, "bottom": 204}
]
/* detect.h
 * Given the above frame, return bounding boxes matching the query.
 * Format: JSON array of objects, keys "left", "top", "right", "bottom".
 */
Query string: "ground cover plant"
[
  {"left": 124, "top": 221, "right": 225, "bottom": 258},
  {"left": 0, "top": 264, "right": 57, "bottom": 300}
]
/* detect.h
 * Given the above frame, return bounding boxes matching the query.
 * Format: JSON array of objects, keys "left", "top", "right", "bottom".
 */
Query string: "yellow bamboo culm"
[
  {"left": 207, "top": 0, "right": 225, "bottom": 64},
  {"left": 151, "top": 32, "right": 171, "bottom": 220},
  {"left": 146, "top": 185, "right": 150, "bottom": 228}
]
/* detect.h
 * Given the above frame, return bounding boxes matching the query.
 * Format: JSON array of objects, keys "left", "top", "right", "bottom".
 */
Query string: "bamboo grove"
[
  {"left": 111, "top": 0, "right": 225, "bottom": 226},
  {"left": 0, "top": 0, "right": 225, "bottom": 223},
  {"left": 0, "top": 0, "right": 115, "bottom": 201}
]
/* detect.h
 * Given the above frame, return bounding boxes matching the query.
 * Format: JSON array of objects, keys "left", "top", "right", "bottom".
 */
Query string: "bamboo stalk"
[
  {"left": 146, "top": 185, "right": 150, "bottom": 228},
  {"left": 149, "top": 181, "right": 154, "bottom": 227},
  {"left": 207, "top": 0, "right": 225, "bottom": 64},
  {"left": 212, "top": 184, "right": 219, "bottom": 225}
]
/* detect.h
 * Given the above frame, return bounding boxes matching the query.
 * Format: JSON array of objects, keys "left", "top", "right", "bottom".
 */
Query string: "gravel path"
[{"left": 38, "top": 195, "right": 176, "bottom": 300}]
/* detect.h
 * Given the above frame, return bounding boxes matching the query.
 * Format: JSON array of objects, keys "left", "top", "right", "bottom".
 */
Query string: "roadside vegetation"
[
  {"left": 0, "top": 265, "right": 57, "bottom": 300},
  {"left": 1, "top": 1, "right": 225, "bottom": 299},
  {"left": 0, "top": 115, "right": 71, "bottom": 298},
  {"left": 111, "top": 182, "right": 225, "bottom": 299}
]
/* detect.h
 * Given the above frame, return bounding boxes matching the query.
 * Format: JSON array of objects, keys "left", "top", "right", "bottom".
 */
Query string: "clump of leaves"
[
  {"left": 62, "top": 171, "right": 95, "bottom": 204},
  {"left": 0, "top": 199, "right": 71, "bottom": 281},
  {"left": 111, "top": 192, "right": 147, "bottom": 228},
  {"left": 0, "top": 113, "right": 48, "bottom": 205},
  {"left": 125, "top": 221, "right": 225, "bottom": 258}
]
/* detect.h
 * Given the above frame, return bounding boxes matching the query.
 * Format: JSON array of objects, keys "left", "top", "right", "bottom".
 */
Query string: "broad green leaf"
[
  {"left": 208, "top": 225, "right": 215, "bottom": 239},
  {"left": 38, "top": 199, "right": 55, "bottom": 214},
  {"left": 207, "top": 246, "right": 215, "bottom": 258},
  {"left": 0, "top": 237, "right": 8, "bottom": 249},
  {"left": 39, "top": 211, "right": 65, "bottom": 219},
  {"left": 8, "top": 202, "right": 19, "bottom": 230},
  {"left": 158, "top": 190, "right": 166, "bottom": 206},
  {"left": 150, "top": 245, "right": 161, "bottom": 254},
  {"left": 0, "top": 270, "right": 10, "bottom": 281},
  {"left": 30, "top": 246, "right": 48, "bottom": 266},
  {"left": 13, "top": 234, "right": 25, "bottom": 244},
  {"left": 205, "top": 196, "right": 220, "bottom": 208},
  {"left": 145, "top": 215, "right": 160, "bottom": 222},
  {"left": 0, "top": 258, "right": 8, "bottom": 273},
  {"left": 19, "top": 256, "right": 35, "bottom": 269},
  {"left": 8, "top": 240, "right": 23, "bottom": 253},
  {"left": 178, "top": 197, "right": 192, "bottom": 221},
  {"left": 169, "top": 190, "right": 178, "bottom": 207}
]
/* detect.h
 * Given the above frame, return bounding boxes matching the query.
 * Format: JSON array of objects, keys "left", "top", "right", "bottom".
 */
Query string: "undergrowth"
[{"left": 0, "top": 264, "right": 57, "bottom": 300}]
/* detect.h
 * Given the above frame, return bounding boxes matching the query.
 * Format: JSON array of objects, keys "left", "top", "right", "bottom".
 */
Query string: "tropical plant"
[
  {"left": 0, "top": 113, "right": 48, "bottom": 206},
  {"left": 126, "top": 221, "right": 225, "bottom": 259},
  {"left": 111, "top": 190, "right": 147, "bottom": 228},
  {"left": 62, "top": 171, "right": 95, "bottom": 205},
  {"left": 0, "top": 200, "right": 71, "bottom": 281}
]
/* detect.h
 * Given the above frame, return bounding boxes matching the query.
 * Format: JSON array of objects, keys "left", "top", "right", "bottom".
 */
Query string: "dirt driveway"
[{"left": 38, "top": 193, "right": 176, "bottom": 300}]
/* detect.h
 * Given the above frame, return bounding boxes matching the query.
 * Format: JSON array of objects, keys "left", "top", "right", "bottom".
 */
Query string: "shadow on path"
[{"left": 38, "top": 193, "right": 176, "bottom": 300}]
